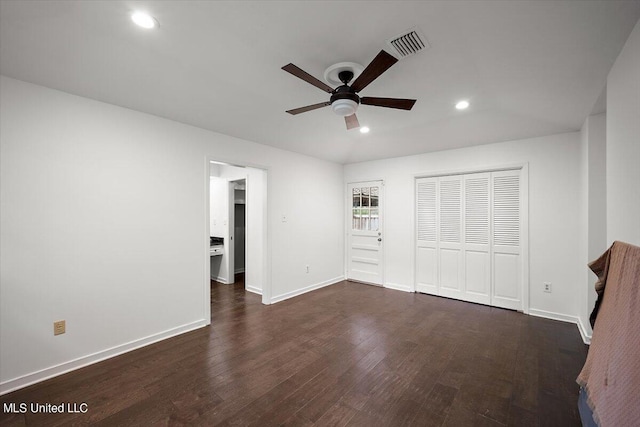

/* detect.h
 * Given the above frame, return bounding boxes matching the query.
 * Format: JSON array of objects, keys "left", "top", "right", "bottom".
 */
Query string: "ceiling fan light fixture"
[
  {"left": 331, "top": 99, "right": 358, "bottom": 117},
  {"left": 282, "top": 49, "right": 413, "bottom": 130}
]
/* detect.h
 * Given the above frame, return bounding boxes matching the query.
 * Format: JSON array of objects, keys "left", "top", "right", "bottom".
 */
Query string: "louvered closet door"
[
  {"left": 415, "top": 169, "right": 523, "bottom": 311},
  {"left": 438, "top": 176, "right": 463, "bottom": 300},
  {"left": 491, "top": 170, "right": 521, "bottom": 310},
  {"left": 416, "top": 178, "right": 438, "bottom": 294},
  {"left": 463, "top": 173, "right": 491, "bottom": 305}
]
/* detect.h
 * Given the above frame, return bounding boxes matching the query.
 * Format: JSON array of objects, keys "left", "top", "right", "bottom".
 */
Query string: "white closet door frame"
[{"left": 412, "top": 164, "right": 529, "bottom": 313}]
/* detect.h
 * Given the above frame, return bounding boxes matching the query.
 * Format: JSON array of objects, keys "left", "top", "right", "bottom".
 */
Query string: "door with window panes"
[{"left": 347, "top": 181, "right": 383, "bottom": 285}]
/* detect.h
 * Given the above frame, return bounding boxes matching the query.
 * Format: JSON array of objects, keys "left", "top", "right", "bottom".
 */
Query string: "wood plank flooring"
[{"left": 1, "top": 279, "right": 588, "bottom": 426}]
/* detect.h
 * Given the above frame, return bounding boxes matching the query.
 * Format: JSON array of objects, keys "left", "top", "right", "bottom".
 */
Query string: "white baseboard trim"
[
  {"left": 0, "top": 319, "right": 208, "bottom": 396},
  {"left": 235, "top": 268, "right": 245, "bottom": 274},
  {"left": 246, "top": 285, "right": 262, "bottom": 295},
  {"left": 270, "top": 276, "right": 344, "bottom": 304},
  {"left": 528, "top": 308, "right": 591, "bottom": 345},
  {"left": 528, "top": 308, "right": 578, "bottom": 324},
  {"left": 577, "top": 318, "right": 593, "bottom": 345},
  {"left": 212, "top": 275, "right": 229, "bottom": 284},
  {"left": 384, "top": 282, "right": 413, "bottom": 293}
]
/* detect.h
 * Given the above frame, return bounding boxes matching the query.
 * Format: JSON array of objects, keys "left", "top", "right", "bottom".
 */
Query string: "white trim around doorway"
[{"left": 205, "top": 156, "right": 271, "bottom": 311}]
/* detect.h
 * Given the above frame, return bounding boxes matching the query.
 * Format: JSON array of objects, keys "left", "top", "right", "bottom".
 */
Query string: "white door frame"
[
  {"left": 345, "top": 179, "right": 385, "bottom": 286},
  {"left": 226, "top": 181, "right": 236, "bottom": 284},
  {"left": 205, "top": 156, "right": 271, "bottom": 326},
  {"left": 412, "top": 163, "right": 529, "bottom": 313}
]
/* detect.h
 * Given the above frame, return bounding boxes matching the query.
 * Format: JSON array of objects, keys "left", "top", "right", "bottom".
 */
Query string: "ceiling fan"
[{"left": 282, "top": 50, "right": 417, "bottom": 130}]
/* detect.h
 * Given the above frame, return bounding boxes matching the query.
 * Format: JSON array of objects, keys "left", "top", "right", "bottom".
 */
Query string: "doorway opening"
[{"left": 205, "top": 159, "right": 269, "bottom": 320}]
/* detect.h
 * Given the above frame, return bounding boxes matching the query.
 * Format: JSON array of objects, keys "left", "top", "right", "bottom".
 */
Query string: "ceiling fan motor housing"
[
  {"left": 283, "top": 49, "right": 414, "bottom": 126},
  {"left": 330, "top": 85, "right": 360, "bottom": 116}
]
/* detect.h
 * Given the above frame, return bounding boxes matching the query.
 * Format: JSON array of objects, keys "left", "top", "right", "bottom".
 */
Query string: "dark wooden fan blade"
[
  {"left": 361, "top": 97, "right": 416, "bottom": 110},
  {"left": 345, "top": 113, "right": 360, "bottom": 130},
  {"left": 282, "top": 64, "right": 334, "bottom": 93},
  {"left": 286, "top": 102, "right": 330, "bottom": 115},
  {"left": 350, "top": 50, "right": 398, "bottom": 93}
]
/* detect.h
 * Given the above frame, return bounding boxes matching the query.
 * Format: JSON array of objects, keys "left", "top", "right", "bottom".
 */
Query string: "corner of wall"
[
  {"left": 606, "top": 17, "right": 640, "bottom": 246},
  {"left": 577, "top": 317, "right": 592, "bottom": 345},
  {"left": 270, "top": 276, "right": 344, "bottom": 304}
]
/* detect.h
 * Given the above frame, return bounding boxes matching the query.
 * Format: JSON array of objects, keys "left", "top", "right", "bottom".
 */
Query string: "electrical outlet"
[
  {"left": 53, "top": 320, "right": 66, "bottom": 336},
  {"left": 543, "top": 282, "right": 552, "bottom": 293}
]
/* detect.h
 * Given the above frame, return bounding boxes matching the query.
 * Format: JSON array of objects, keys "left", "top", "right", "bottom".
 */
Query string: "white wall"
[
  {"left": 209, "top": 177, "right": 227, "bottom": 238},
  {"left": 579, "top": 119, "right": 589, "bottom": 339},
  {"left": 0, "top": 76, "right": 344, "bottom": 393},
  {"left": 578, "top": 113, "right": 607, "bottom": 341},
  {"left": 240, "top": 169, "right": 267, "bottom": 296},
  {"left": 587, "top": 114, "right": 607, "bottom": 292},
  {"left": 607, "top": 19, "right": 640, "bottom": 246},
  {"left": 345, "top": 132, "right": 583, "bottom": 320},
  {"left": 574, "top": 19, "right": 640, "bottom": 344},
  {"left": 209, "top": 176, "right": 230, "bottom": 282}
]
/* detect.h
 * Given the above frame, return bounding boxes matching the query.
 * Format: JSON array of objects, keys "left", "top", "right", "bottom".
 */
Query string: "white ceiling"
[{"left": 1, "top": 1, "right": 639, "bottom": 164}]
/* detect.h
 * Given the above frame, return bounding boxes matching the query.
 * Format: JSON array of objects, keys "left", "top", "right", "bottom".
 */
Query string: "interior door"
[
  {"left": 416, "top": 178, "right": 438, "bottom": 294},
  {"left": 437, "top": 176, "right": 463, "bottom": 300},
  {"left": 491, "top": 170, "right": 521, "bottom": 310},
  {"left": 347, "top": 181, "right": 383, "bottom": 286},
  {"left": 463, "top": 173, "right": 491, "bottom": 305}
]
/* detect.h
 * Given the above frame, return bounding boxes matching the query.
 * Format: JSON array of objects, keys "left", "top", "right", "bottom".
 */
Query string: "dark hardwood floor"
[{"left": 1, "top": 278, "right": 588, "bottom": 426}]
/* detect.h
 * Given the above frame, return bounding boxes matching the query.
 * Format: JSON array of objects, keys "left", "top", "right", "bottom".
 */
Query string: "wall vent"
[{"left": 385, "top": 27, "right": 430, "bottom": 59}]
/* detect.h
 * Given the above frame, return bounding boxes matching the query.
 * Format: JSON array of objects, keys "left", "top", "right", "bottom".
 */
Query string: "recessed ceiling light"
[
  {"left": 131, "top": 11, "right": 157, "bottom": 29},
  {"left": 360, "top": 126, "right": 370, "bottom": 134},
  {"left": 455, "top": 100, "right": 470, "bottom": 110}
]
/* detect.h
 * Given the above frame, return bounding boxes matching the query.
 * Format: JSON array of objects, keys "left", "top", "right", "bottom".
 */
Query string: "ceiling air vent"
[{"left": 385, "top": 27, "right": 430, "bottom": 59}]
